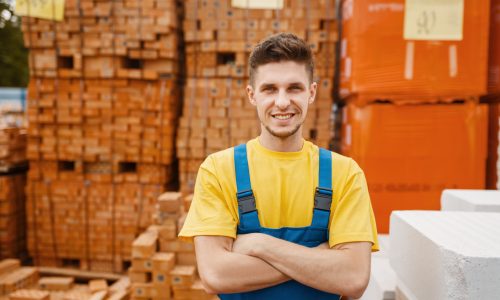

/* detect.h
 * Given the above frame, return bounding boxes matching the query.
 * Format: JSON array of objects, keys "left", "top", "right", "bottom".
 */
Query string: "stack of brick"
[
  {"left": 340, "top": 0, "right": 491, "bottom": 233},
  {"left": 129, "top": 192, "right": 215, "bottom": 300},
  {"left": 0, "top": 258, "right": 131, "bottom": 300},
  {"left": 0, "top": 127, "right": 26, "bottom": 172},
  {"left": 0, "top": 259, "right": 39, "bottom": 297},
  {"left": 0, "top": 127, "right": 28, "bottom": 260},
  {"left": 21, "top": 0, "right": 182, "bottom": 272},
  {"left": 177, "top": 0, "right": 338, "bottom": 193}
]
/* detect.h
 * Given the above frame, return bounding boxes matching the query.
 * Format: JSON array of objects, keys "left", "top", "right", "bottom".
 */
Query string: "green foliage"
[{"left": 0, "top": 0, "right": 29, "bottom": 87}]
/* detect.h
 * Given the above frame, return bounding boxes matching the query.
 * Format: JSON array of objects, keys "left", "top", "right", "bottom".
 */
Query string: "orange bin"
[
  {"left": 486, "top": 102, "right": 500, "bottom": 188},
  {"left": 340, "top": 0, "right": 490, "bottom": 104},
  {"left": 341, "top": 102, "right": 488, "bottom": 233},
  {"left": 489, "top": 0, "right": 500, "bottom": 94}
]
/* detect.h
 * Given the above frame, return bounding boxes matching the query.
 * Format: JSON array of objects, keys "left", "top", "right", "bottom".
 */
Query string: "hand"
[{"left": 232, "top": 233, "right": 269, "bottom": 256}]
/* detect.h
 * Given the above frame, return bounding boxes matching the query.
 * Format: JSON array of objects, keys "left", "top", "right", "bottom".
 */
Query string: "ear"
[
  {"left": 246, "top": 85, "right": 256, "bottom": 106},
  {"left": 308, "top": 81, "right": 317, "bottom": 104}
]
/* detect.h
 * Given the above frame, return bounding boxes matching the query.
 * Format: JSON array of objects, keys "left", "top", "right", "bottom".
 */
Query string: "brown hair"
[{"left": 248, "top": 33, "right": 314, "bottom": 86}]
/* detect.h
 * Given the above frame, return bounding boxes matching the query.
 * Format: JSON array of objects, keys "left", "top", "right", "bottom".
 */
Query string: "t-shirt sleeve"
[
  {"left": 178, "top": 156, "right": 238, "bottom": 242},
  {"left": 329, "top": 159, "right": 379, "bottom": 251}
]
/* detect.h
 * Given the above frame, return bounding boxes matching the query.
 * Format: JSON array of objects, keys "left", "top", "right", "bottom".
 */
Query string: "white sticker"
[
  {"left": 404, "top": 0, "right": 464, "bottom": 41},
  {"left": 231, "top": 0, "right": 283, "bottom": 9},
  {"left": 15, "top": 0, "right": 65, "bottom": 21}
]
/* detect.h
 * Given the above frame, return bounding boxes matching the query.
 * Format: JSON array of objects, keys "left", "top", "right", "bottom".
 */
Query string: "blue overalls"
[{"left": 219, "top": 144, "right": 341, "bottom": 300}]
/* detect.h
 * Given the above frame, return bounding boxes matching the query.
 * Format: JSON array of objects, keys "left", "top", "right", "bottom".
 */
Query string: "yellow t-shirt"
[{"left": 179, "top": 138, "right": 379, "bottom": 251}]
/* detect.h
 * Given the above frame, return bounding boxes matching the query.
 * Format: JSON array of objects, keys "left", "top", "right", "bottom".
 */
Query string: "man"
[{"left": 178, "top": 33, "right": 379, "bottom": 299}]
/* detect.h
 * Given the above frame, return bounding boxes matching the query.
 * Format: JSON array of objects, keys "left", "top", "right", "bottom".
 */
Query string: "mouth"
[{"left": 271, "top": 113, "right": 295, "bottom": 120}]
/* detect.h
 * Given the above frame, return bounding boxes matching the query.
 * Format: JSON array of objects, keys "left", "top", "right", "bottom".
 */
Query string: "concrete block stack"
[
  {"left": 177, "top": 0, "right": 337, "bottom": 193},
  {"left": 340, "top": 0, "right": 491, "bottom": 233},
  {"left": 0, "top": 126, "right": 28, "bottom": 260},
  {"left": 440, "top": 189, "right": 500, "bottom": 212},
  {"left": 20, "top": 0, "right": 182, "bottom": 272},
  {"left": 129, "top": 192, "right": 215, "bottom": 300},
  {"left": 359, "top": 190, "right": 500, "bottom": 300},
  {"left": 356, "top": 235, "right": 396, "bottom": 300},
  {"left": 389, "top": 211, "right": 500, "bottom": 300}
]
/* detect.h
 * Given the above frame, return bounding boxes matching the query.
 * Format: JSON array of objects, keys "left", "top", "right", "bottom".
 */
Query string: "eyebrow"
[
  {"left": 288, "top": 82, "right": 305, "bottom": 87},
  {"left": 259, "top": 82, "right": 305, "bottom": 91},
  {"left": 259, "top": 83, "right": 276, "bottom": 91}
]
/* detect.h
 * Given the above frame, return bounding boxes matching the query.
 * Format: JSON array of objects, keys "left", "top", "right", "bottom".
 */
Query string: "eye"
[
  {"left": 289, "top": 85, "right": 303, "bottom": 92},
  {"left": 263, "top": 86, "right": 276, "bottom": 92}
]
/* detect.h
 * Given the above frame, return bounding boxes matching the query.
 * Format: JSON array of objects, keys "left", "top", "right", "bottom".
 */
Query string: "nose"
[{"left": 275, "top": 89, "right": 290, "bottom": 110}]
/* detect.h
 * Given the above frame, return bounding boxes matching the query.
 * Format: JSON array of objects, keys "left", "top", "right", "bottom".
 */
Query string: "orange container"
[
  {"left": 486, "top": 102, "right": 500, "bottom": 189},
  {"left": 340, "top": 0, "right": 490, "bottom": 104},
  {"left": 341, "top": 101, "right": 488, "bottom": 233},
  {"left": 489, "top": 0, "right": 500, "bottom": 95}
]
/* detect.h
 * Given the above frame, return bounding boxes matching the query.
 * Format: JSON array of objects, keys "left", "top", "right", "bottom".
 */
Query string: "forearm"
[
  {"left": 194, "top": 236, "right": 289, "bottom": 294},
  {"left": 252, "top": 236, "right": 370, "bottom": 298},
  {"left": 205, "top": 251, "right": 290, "bottom": 293}
]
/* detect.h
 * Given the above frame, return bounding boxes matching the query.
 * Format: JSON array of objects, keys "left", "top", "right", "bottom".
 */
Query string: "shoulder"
[
  {"left": 204, "top": 147, "right": 234, "bottom": 164},
  {"left": 331, "top": 151, "right": 363, "bottom": 175},
  {"left": 200, "top": 146, "right": 236, "bottom": 177},
  {"left": 312, "top": 143, "right": 362, "bottom": 176},
  {"left": 325, "top": 150, "right": 366, "bottom": 195}
]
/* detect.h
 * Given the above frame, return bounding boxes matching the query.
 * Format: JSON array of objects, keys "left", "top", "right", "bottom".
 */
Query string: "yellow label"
[
  {"left": 15, "top": 0, "right": 65, "bottom": 21},
  {"left": 231, "top": 0, "right": 283, "bottom": 9},
  {"left": 404, "top": 0, "right": 464, "bottom": 41}
]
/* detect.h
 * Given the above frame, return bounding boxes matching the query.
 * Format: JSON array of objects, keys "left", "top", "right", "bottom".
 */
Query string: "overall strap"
[
  {"left": 311, "top": 148, "right": 333, "bottom": 228},
  {"left": 234, "top": 144, "right": 261, "bottom": 230}
]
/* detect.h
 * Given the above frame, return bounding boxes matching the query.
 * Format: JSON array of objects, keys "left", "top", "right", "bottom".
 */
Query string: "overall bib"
[{"left": 219, "top": 144, "right": 341, "bottom": 300}]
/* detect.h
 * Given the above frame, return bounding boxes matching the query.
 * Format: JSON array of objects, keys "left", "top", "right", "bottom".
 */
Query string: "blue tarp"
[{"left": 0, "top": 88, "right": 26, "bottom": 110}]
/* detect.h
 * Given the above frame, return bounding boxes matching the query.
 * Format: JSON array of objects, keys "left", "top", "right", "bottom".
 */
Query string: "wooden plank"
[
  {"left": 87, "top": 279, "right": 107, "bottom": 293},
  {"left": 8, "top": 289, "right": 49, "bottom": 300},
  {"left": 37, "top": 267, "right": 122, "bottom": 281},
  {"left": 38, "top": 277, "right": 74, "bottom": 291}
]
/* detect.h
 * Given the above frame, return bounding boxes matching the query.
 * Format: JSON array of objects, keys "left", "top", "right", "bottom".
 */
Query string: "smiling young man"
[{"left": 178, "top": 33, "right": 379, "bottom": 299}]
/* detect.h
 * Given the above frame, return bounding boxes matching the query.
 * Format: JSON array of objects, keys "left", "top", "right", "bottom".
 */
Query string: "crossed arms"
[{"left": 194, "top": 233, "right": 372, "bottom": 299}]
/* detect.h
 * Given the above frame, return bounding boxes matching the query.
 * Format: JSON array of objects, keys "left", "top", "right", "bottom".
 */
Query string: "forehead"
[{"left": 254, "top": 61, "right": 309, "bottom": 86}]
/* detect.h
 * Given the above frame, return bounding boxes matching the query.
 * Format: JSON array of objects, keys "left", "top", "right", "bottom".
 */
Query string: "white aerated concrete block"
[
  {"left": 356, "top": 235, "right": 396, "bottom": 300},
  {"left": 390, "top": 211, "right": 500, "bottom": 300},
  {"left": 373, "top": 234, "right": 391, "bottom": 259},
  {"left": 441, "top": 189, "right": 500, "bottom": 212},
  {"left": 358, "top": 257, "right": 396, "bottom": 300}
]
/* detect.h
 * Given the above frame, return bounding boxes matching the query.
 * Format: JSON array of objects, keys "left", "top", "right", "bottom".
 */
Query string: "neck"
[{"left": 258, "top": 128, "right": 304, "bottom": 152}]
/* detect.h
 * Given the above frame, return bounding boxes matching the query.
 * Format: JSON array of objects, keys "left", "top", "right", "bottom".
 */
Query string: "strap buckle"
[
  {"left": 237, "top": 189, "right": 257, "bottom": 214},
  {"left": 314, "top": 187, "right": 332, "bottom": 211}
]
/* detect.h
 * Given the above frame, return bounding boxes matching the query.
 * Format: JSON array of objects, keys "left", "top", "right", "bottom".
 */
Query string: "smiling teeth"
[{"left": 274, "top": 114, "right": 292, "bottom": 120}]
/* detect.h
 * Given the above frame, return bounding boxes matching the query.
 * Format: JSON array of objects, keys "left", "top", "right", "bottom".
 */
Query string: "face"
[{"left": 247, "top": 61, "right": 317, "bottom": 140}]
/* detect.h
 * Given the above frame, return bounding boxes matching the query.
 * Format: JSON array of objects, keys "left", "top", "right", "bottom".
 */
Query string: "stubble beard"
[{"left": 263, "top": 121, "right": 303, "bottom": 139}]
